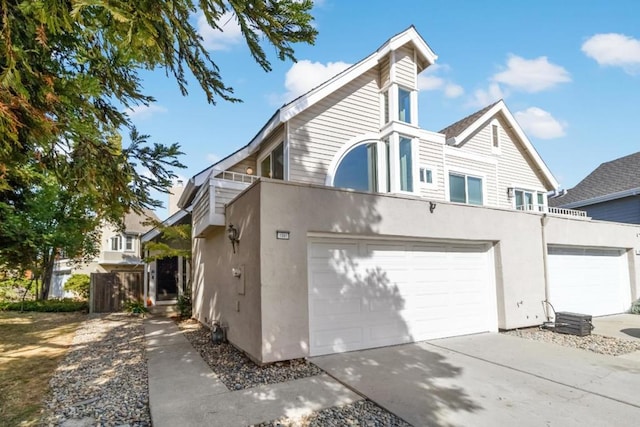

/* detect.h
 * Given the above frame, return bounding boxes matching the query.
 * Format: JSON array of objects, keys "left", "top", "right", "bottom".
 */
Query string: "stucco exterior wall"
[
  {"left": 191, "top": 183, "right": 263, "bottom": 362},
  {"left": 253, "top": 180, "right": 640, "bottom": 362}
]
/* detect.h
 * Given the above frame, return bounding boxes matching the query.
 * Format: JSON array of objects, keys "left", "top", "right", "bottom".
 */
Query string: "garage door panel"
[
  {"left": 308, "top": 238, "right": 496, "bottom": 356},
  {"left": 548, "top": 246, "right": 631, "bottom": 317}
]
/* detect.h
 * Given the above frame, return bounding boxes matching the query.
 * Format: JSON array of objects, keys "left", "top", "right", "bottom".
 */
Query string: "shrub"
[
  {"left": 123, "top": 299, "right": 148, "bottom": 315},
  {"left": 177, "top": 291, "right": 192, "bottom": 319},
  {"left": 0, "top": 298, "right": 88, "bottom": 312},
  {"left": 0, "top": 278, "right": 35, "bottom": 301},
  {"left": 630, "top": 299, "right": 640, "bottom": 315},
  {"left": 64, "top": 274, "right": 90, "bottom": 299}
]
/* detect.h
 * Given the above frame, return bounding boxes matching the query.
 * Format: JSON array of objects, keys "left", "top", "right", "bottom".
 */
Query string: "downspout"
[{"left": 540, "top": 214, "right": 551, "bottom": 321}]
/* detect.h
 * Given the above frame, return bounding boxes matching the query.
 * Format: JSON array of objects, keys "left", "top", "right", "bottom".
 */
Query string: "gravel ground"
[
  {"left": 178, "top": 320, "right": 323, "bottom": 390},
  {"left": 504, "top": 327, "right": 640, "bottom": 356},
  {"left": 40, "top": 313, "right": 150, "bottom": 427},
  {"left": 251, "top": 400, "right": 412, "bottom": 427}
]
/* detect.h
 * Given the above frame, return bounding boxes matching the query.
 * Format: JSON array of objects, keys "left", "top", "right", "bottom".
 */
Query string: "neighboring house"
[
  {"left": 51, "top": 210, "right": 158, "bottom": 298},
  {"left": 174, "top": 27, "right": 640, "bottom": 364},
  {"left": 549, "top": 151, "right": 640, "bottom": 224}
]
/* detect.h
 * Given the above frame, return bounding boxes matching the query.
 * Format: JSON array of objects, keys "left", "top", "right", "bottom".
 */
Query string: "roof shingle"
[
  {"left": 549, "top": 151, "right": 640, "bottom": 207},
  {"left": 438, "top": 100, "right": 501, "bottom": 139}
]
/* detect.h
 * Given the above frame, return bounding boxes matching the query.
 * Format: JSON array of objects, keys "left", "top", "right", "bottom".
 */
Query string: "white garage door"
[
  {"left": 548, "top": 246, "right": 631, "bottom": 317},
  {"left": 308, "top": 238, "right": 497, "bottom": 356}
]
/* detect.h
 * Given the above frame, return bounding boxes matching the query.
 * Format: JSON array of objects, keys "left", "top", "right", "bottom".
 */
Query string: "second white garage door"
[
  {"left": 548, "top": 246, "right": 631, "bottom": 317},
  {"left": 308, "top": 238, "right": 497, "bottom": 356}
]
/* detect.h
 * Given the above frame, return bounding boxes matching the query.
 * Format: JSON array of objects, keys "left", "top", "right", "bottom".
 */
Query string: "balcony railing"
[
  {"left": 516, "top": 204, "right": 588, "bottom": 218},
  {"left": 192, "top": 171, "right": 259, "bottom": 238}
]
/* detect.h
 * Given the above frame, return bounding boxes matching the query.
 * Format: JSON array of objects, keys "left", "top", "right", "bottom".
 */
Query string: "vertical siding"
[
  {"left": 395, "top": 46, "right": 416, "bottom": 89},
  {"left": 418, "top": 138, "right": 445, "bottom": 200},
  {"left": 445, "top": 155, "right": 498, "bottom": 207},
  {"left": 288, "top": 69, "right": 381, "bottom": 184},
  {"left": 458, "top": 117, "right": 548, "bottom": 209},
  {"left": 584, "top": 197, "right": 640, "bottom": 224}
]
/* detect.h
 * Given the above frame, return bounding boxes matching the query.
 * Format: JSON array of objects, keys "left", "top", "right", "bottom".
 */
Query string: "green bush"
[
  {"left": 123, "top": 299, "right": 148, "bottom": 315},
  {"left": 0, "top": 278, "right": 35, "bottom": 301},
  {"left": 177, "top": 291, "right": 192, "bottom": 319},
  {"left": 630, "top": 299, "right": 640, "bottom": 315},
  {"left": 64, "top": 274, "right": 90, "bottom": 299},
  {"left": 0, "top": 298, "right": 88, "bottom": 312}
]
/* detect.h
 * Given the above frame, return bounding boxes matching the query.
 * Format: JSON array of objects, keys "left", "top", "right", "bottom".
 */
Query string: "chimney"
[{"left": 168, "top": 180, "right": 185, "bottom": 216}]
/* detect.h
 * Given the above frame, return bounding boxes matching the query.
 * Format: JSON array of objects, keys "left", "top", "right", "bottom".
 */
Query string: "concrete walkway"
[{"left": 144, "top": 316, "right": 362, "bottom": 427}]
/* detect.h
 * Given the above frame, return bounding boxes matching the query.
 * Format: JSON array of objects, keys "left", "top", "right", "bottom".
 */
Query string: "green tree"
[
  {"left": 0, "top": 0, "right": 317, "bottom": 223},
  {"left": 64, "top": 274, "right": 90, "bottom": 299}
]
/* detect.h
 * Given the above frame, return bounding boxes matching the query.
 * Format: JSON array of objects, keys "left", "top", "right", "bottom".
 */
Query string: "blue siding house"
[{"left": 549, "top": 152, "right": 640, "bottom": 224}]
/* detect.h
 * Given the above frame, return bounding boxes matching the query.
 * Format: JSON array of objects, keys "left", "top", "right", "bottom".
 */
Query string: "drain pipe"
[{"left": 540, "top": 214, "right": 551, "bottom": 321}]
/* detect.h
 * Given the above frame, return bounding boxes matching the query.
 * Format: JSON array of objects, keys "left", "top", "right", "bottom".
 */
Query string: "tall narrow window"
[
  {"left": 260, "top": 142, "right": 284, "bottom": 180},
  {"left": 111, "top": 236, "right": 121, "bottom": 251},
  {"left": 398, "top": 88, "right": 411, "bottom": 123},
  {"left": 383, "top": 90, "right": 390, "bottom": 124},
  {"left": 125, "top": 236, "right": 133, "bottom": 251},
  {"left": 384, "top": 139, "right": 390, "bottom": 193},
  {"left": 491, "top": 123, "right": 500, "bottom": 148},
  {"left": 399, "top": 137, "right": 413, "bottom": 192}
]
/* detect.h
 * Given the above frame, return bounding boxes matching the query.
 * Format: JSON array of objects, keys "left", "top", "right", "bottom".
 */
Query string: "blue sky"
[{"left": 129, "top": 0, "right": 640, "bottom": 217}]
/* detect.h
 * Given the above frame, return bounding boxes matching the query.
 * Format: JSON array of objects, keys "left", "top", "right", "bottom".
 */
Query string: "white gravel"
[
  {"left": 504, "top": 327, "right": 640, "bottom": 356},
  {"left": 40, "top": 313, "right": 150, "bottom": 426}
]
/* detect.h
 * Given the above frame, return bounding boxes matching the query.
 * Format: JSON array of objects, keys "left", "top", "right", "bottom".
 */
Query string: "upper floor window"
[
  {"left": 419, "top": 166, "right": 434, "bottom": 185},
  {"left": 399, "top": 136, "right": 413, "bottom": 192},
  {"left": 398, "top": 87, "right": 411, "bottom": 123},
  {"left": 514, "top": 189, "right": 546, "bottom": 212},
  {"left": 125, "top": 235, "right": 133, "bottom": 251},
  {"left": 110, "top": 236, "right": 122, "bottom": 251},
  {"left": 260, "top": 142, "right": 284, "bottom": 180},
  {"left": 449, "top": 173, "right": 483, "bottom": 205},
  {"left": 383, "top": 90, "right": 390, "bottom": 124},
  {"left": 334, "top": 143, "right": 378, "bottom": 192}
]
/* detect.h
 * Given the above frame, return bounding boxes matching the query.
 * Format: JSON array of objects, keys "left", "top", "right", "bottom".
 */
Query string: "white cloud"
[
  {"left": 128, "top": 104, "right": 167, "bottom": 120},
  {"left": 582, "top": 33, "right": 640, "bottom": 74},
  {"left": 197, "top": 11, "right": 242, "bottom": 51},
  {"left": 279, "top": 60, "right": 351, "bottom": 103},
  {"left": 515, "top": 107, "right": 567, "bottom": 139},
  {"left": 493, "top": 55, "right": 571, "bottom": 92},
  {"left": 207, "top": 153, "right": 221, "bottom": 163},
  {"left": 468, "top": 83, "right": 506, "bottom": 108},
  {"left": 417, "top": 64, "right": 464, "bottom": 98}
]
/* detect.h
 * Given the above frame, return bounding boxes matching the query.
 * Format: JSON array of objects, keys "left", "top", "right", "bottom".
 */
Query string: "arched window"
[{"left": 333, "top": 143, "right": 378, "bottom": 192}]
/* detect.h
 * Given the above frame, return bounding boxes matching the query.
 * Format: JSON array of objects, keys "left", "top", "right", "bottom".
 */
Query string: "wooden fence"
[{"left": 90, "top": 271, "right": 144, "bottom": 313}]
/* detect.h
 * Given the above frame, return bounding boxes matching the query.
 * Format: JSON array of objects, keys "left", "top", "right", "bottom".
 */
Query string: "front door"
[{"left": 156, "top": 256, "right": 179, "bottom": 301}]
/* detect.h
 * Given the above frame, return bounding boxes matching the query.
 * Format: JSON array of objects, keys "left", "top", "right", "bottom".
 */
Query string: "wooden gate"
[{"left": 90, "top": 271, "right": 144, "bottom": 313}]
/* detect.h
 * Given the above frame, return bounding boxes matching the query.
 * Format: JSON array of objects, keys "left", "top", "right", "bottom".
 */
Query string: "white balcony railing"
[
  {"left": 192, "top": 171, "right": 259, "bottom": 238},
  {"left": 516, "top": 204, "right": 588, "bottom": 218}
]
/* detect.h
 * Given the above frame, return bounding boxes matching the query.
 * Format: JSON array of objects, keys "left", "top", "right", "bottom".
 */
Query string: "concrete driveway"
[
  {"left": 312, "top": 333, "right": 640, "bottom": 427},
  {"left": 593, "top": 313, "right": 640, "bottom": 341}
]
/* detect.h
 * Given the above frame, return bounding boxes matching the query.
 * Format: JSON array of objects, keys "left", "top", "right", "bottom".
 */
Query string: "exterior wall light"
[
  {"left": 227, "top": 224, "right": 240, "bottom": 253},
  {"left": 507, "top": 187, "right": 515, "bottom": 198},
  {"left": 245, "top": 167, "right": 254, "bottom": 175},
  {"left": 429, "top": 201, "right": 437, "bottom": 213}
]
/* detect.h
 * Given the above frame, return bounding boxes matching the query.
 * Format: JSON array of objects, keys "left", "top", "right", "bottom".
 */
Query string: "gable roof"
[
  {"left": 178, "top": 27, "right": 437, "bottom": 208},
  {"left": 549, "top": 151, "right": 640, "bottom": 208},
  {"left": 124, "top": 209, "right": 159, "bottom": 235},
  {"left": 440, "top": 100, "right": 559, "bottom": 190}
]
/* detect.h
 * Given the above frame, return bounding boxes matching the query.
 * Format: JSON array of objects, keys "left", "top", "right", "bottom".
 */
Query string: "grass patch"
[
  {"left": 0, "top": 311, "right": 86, "bottom": 426},
  {"left": 0, "top": 299, "right": 88, "bottom": 313}
]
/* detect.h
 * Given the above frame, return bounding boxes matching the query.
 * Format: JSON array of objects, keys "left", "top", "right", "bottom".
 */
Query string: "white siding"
[
  {"left": 288, "top": 69, "right": 380, "bottom": 184},
  {"left": 223, "top": 153, "right": 257, "bottom": 176},
  {"left": 418, "top": 138, "right": 445, "bottom": 200},
  {"left": 445, "top": 154, "right": 498, "bottom": 207},
  {"left": 380, "top": 55, "right": 391, "bottom": 87},
  {"left": 395, "top": 46, "right": 416, "bottom": 89},
  {"left": 456, "top": 117, "right": 548, "bottom": 208}
]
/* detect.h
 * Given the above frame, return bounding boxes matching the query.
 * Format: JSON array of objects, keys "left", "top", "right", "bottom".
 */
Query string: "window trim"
[
  {"left": 511, "top": 186, "right": 548, "bottom": 212},
  {"left": 419, "top": 165, "right": 437, "bottom": 189},
  {"left": 125, "top": 235, "right": 134, "bottom": 252},
  {"left": 110, "top": 235, "right": 122, "bottom": 251},
  {"left": 397, "top": 86, "right": 413, "bottom": 124},
  {"left": 445, "top": 168, "right": 486, "bottom": 206}
]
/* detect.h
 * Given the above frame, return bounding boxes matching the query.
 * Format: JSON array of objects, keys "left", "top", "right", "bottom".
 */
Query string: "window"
[
  {"left": 491, "top": 123, "right": 500, "bottom": 148},
  {"left": 399, "top": 137, "right": 413, "bottom": 192},
  {"left": 419, "top": 167, "right": 434, "bottom": 184},
  {"left": 260, "top": 142, "right": 284, "bottom": 179},
  {"left": 449, "top": 173, "right": 483, "bottom": 205},
  {"left": 110, "top": 236, "right": 121, "bottom": 251},
  {"left": 398, "top": 88, "right": 411, "bottom": 123},
  {"left": 334, "top": 143, "right": 379, "bottom": 192},
  {"left": 515, "top": 189, "right": 546, "bottom": 211},
  {"left": 125, "top": 236, "right": 133, "bottom": 251}
]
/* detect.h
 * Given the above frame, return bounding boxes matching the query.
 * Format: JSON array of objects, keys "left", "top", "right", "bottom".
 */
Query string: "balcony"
[
  {"left": 192, "top": 171, "right": 259, "bottom": 238},
  {"left": 516, "top": 204, "right": 589, "bottom": 219}
]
